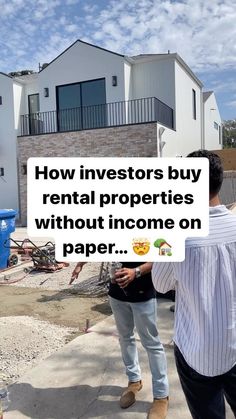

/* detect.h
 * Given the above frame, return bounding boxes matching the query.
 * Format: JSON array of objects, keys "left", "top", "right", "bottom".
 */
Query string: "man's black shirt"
[{"left": 108, "top": 262, "right": 156, "bottom": 303}]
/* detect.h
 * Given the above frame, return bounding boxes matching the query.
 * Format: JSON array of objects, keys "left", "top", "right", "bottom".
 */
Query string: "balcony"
[{"left": 19, "top": 97, "right": 174, "bottom": 137}]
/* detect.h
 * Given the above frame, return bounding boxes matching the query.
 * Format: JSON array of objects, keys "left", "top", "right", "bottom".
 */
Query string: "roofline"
[
  {"left": 203, "top": 90, "right": 214, "bottom": 99},
  {"left": 13, "top": 74, "right": 38, "bottom": 85},
  {"left": 160, "top": 241, "right": 172, "bottom": 247},
  {"left": 0, "top": 71, "right": 13, "bottom": 79},
  {"left": 127, "top": 53, "right": 203, "bottom": 88},
  {"left": 127, "top": 53, "right": 177, "bottom": 63},
  {"left": 40, "top": 39, "right": 124, "bottom": 73},
  {"left": 174, "top": 54, "right": 203, "bottom": 88}
]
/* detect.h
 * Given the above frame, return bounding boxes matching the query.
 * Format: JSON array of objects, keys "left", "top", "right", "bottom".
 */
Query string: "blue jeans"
[{"left": 109, "top": 296, "right": 169, "bottom": 399}]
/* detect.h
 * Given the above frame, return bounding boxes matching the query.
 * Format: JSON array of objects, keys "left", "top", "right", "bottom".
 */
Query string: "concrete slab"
[{"left": 4, "top": 300, "right": 234, "bottom": 419}]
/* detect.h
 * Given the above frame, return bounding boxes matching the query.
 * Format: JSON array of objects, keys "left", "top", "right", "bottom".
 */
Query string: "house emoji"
[{"left": 159, "top": 241, "right": 172, "bottom": 256}]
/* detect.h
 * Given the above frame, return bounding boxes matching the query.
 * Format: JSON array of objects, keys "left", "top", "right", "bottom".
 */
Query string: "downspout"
[{"left": 201, "top": 90, "right": 205, "bottom": 149}]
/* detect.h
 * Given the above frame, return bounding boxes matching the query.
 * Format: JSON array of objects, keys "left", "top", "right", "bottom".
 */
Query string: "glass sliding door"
[
  {"left": 56, "top": 78, "right": 106, "bottom": 132},
  {"left": 81, "top": 79, "right": 106, "bottom": 129},
  {"left": 57, "top": 83, "right": 81, "bottom": 132}
]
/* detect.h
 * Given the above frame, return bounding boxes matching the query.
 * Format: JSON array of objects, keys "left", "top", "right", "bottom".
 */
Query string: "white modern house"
[{"left": 0, "top": 39, "right": 222, "bottom": 224}]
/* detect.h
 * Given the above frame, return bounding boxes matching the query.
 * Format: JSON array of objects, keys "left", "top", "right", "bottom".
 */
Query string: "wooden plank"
[{"left": 213, "top": 149, "right": 236, "bottom": 170}]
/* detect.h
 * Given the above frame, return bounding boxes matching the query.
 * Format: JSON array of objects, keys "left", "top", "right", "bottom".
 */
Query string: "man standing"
[
  {"left": 71, "top": 261, "right": 169, "bottom": 419},
  {"left": 152, "top": 150, "right": 236, "bottom": 419}
]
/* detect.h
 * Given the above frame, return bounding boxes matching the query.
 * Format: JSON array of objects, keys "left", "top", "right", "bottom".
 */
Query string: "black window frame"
[
  {"left": 56, "top": 77, "right": 106, "bottom": 132},
  {"left": 192, "top": 89, "right": 196, "bottom": 120},
  {"left": 28, "top": 93, "right": 40, "bottom": 135}
]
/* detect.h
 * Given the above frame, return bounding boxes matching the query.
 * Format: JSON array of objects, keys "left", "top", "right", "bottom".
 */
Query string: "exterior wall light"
[
  {"left": 112, "top": 76, "right": 117, "bottom": 86},
  {"left": 22, "top": 164, "right": 27, "bottom": 175},
  {"left": 0, "top": 96, "right": 2, "bottom": 105},
  {"left": 44, "top": 88, "right": 49, "bottom": 97},
  {"left": 0, "top": 167, "right": 4, "bottom": 176}
]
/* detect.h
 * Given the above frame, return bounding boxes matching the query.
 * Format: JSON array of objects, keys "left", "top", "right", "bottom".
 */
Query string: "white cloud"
[
  {"left": 0, "top": 0, "right": 235, "bottom": 72},
  {"left": 65, "top": 24, "right": 78, "bottom": 33},
  {"left": 0, "top": 0, "right": 235, "bottom": 119},
  {"left": 85, "top": 0, "right": 236, "bottom": 71},
  {"left": 226, "top": 100, "right": 236, "bottom": 108},
  {"left": 83, "top": 3, "right": 98, "bottom": 13},
  {"left": 66, "top": 0, "right": 79, "bottom": 4}
]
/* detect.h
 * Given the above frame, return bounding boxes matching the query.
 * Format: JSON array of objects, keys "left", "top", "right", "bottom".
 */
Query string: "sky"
[{"left": 0, "top": 0, "right": 235, "bottom": 121}]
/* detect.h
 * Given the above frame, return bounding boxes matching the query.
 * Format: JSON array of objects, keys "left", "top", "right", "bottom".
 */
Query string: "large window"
[{"left": 56, "top": 78, "right": 106, "bottom": 131}]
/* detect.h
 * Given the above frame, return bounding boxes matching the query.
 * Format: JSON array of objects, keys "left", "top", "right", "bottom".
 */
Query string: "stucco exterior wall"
[
  {"left": 17, "top": 122, "right": 157, "bottom": 225},
  {"left": 131, "top": 57, "right": 175, "bottom": 110},
  {"left": 13, "top": 82, "right": 24, "bottom": 131},
  {"left": 174, "top": 61, "right": 202, "bottom": 157},
  {"left": 204, "top": 93, "right": 222, "bottom": 150},
  {"left": 158, "top": 124, "right": 178, "bottom": 157},
  {"left": 23, "top": 77, "right": 40, "bottom": 115},
  {"left": 38, "top": 41, "right": 126, "bottom": 114},
  {"left": 124, "top": 61, "right": 132, "bottom": 101},
  {"left": 0, "top": 74, "right": 19, "bottom": 211}
]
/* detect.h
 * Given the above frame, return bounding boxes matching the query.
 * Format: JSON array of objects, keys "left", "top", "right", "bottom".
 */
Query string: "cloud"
[
  {"left": 66, "top": 0, "right": 79, "bottom": 4},
  {"left": 226, "top": 100, "right": 236, "bottom": 108},
  {"left": 65, "top": 24, "right": 78, "bottom": 33},
  {"left": 0, "top": 0, "right": 235, "bottom": 118},
  {"left": 97, "top": 0, "right": 236, "bottom": 71},
  {"left": 1, "top": 0, "right": 236, "bottom": 72}
]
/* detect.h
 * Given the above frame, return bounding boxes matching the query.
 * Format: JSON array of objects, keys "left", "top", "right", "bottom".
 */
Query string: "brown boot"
[
  {"left": 147, "top": 397, "right": 169, "bottom": 419},
  {"left": 120, "top": 380, "right": 143, "bottom": 408}
]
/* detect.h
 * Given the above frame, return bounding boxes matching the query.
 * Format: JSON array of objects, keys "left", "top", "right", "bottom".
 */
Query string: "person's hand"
[
  {"left": 115, "top": 267, "right": 135, "bottom": 288},
  {"left": 69, "top": 262, "right": 85, "bottom": 285}
]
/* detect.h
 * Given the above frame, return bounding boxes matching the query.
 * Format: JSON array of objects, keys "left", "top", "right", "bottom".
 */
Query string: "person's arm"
[
  {"left": 152, "top": 262, "right": 176, "bottom": 293},
  {"left": 69, "top": 262, "right": 87, "bottom": 285},
  {"left": 115, "top": 262, "right": 153, "bottom": 289}
]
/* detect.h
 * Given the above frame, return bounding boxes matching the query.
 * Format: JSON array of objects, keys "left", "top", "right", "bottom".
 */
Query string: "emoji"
[
  {"left": 154, "top": 238, "right": 172, "bottom": 256},
  {"left": 132, "top": 238, "right": 150, "bottom": 256}
]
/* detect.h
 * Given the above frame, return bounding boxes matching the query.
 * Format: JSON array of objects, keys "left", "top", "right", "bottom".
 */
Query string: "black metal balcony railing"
[{"left": 20, "top": 97, "right": 174, "bottom": 136}]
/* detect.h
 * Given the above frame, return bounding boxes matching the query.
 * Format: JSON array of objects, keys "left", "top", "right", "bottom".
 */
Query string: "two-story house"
[{"left": 0, "top": 39, "right": 222, "bottom": 224}]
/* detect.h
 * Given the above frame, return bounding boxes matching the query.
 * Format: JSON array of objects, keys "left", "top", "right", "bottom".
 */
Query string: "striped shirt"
[{"left": 152, "top": 205, "right": 236, "bottom": 377}]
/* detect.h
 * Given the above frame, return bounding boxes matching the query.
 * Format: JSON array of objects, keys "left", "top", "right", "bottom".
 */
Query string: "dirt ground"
[
  {"left": 0, "top": 262, "right": 113, "bottom": 383},
  {"left": 0, "top": 285, "right": 111, "bottom": 336}
]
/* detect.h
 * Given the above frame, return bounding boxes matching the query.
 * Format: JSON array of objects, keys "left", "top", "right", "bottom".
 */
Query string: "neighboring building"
[
  {"left": 0, "top": 40, "right": 222, "bottom": 224},
  {"left": 0, "top": 72, "right": 22, "bottom": 211},
  {"left": 203, "top": 91, "right": 222, "bottom": 150}
]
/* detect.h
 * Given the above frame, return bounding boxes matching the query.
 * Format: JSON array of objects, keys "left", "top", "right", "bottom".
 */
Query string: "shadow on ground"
[{"left": 8, "top": 382, "right": 151, "bottom": 419}]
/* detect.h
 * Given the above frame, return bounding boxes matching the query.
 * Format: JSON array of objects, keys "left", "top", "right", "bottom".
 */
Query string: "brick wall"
[{"left": 17, "top": 123, "right": 157, "bottom": 225}]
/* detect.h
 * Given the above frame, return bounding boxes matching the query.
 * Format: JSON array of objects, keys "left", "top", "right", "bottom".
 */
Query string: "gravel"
[
  {"left": 0, "top": 262, "right": 109, "bottom": 385},
  {"left": 0, "top": 316, "right": 76, "bottom": 384}
]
